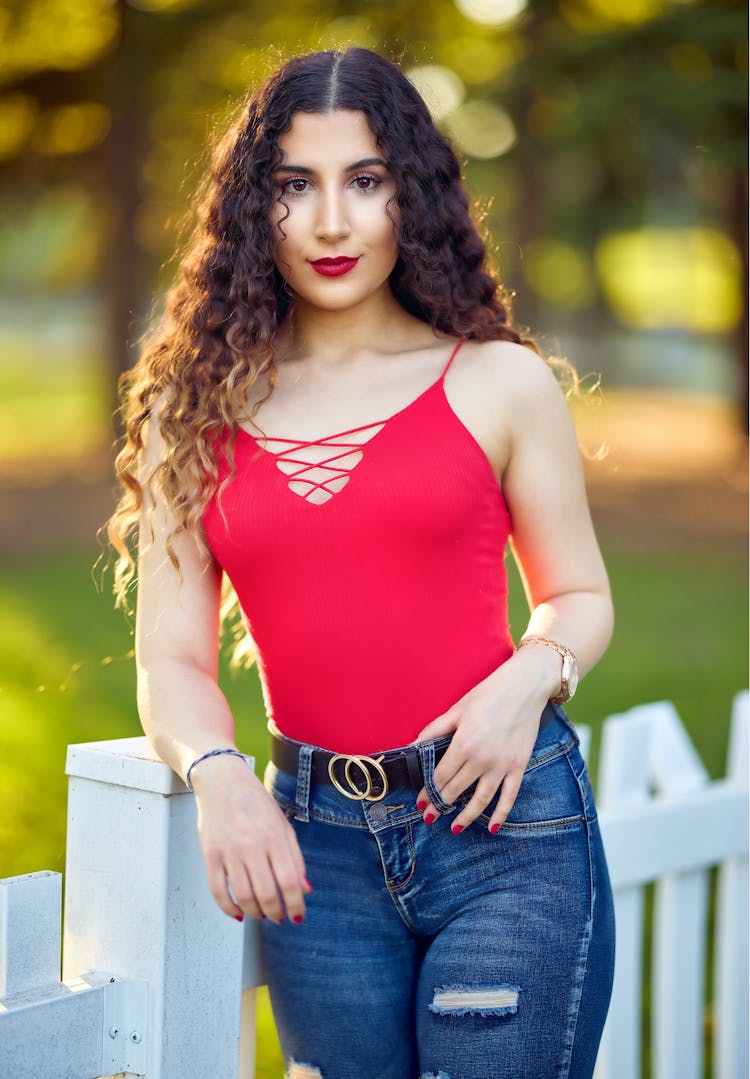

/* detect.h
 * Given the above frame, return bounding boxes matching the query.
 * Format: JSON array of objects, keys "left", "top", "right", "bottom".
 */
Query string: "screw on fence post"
[
  {"left": 129, "top": 1031, "right": 142, "bottom": 1044},
  {"left": 109, "top": 1026, "right": 119, "bottom": 1039}
]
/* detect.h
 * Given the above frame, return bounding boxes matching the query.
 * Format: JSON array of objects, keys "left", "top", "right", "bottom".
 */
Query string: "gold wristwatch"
[{"left": 515, "top": 635, "right": 579, "bottom": 704}]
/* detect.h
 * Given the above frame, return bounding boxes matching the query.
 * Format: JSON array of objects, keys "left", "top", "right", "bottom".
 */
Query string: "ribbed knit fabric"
[{"left": 202, "top": 337, "right": 514, "bottom": 754}]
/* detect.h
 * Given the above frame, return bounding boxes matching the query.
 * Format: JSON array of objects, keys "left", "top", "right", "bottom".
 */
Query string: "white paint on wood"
[
  {"left": 595, "top": 886, "right": 644, "bottom": 1079},
  {"left": 593, "top": 696, "right": 749, "bottom": 1079},
  {"left": 713, "top": 691, "right": 749, "bottom": 1079},
  {"left": 63, "top": 738, "right": 263, "bottom": 1079},
  {"left": 0, "top": 870, "right": 61, "bottom": 997},
  {"left": 0, "top": 970, "right": 147, "bottom": 1078}
]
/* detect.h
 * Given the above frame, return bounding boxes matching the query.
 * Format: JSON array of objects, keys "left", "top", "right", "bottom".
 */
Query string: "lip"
[{"left": 310, "top": 256, "right": 360, "bottom": 277}]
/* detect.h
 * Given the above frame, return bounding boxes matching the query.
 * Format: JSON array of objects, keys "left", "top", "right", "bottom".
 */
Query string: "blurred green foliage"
[{"left": 0, "top": 0, "right": 746, "bottom": 392}]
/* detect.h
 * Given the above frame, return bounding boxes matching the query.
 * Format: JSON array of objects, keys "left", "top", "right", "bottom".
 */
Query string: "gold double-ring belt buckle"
[{"left": 327, "top": 753, "right": 389, "bottom": 801}]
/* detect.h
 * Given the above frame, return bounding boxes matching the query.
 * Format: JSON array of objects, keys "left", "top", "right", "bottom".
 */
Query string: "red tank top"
[{"left": 202, "top": 337, "right": 514, "bottom": 754}]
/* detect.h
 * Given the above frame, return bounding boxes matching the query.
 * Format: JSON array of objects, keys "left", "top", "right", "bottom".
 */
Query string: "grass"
[{"left": 0, "top": 534, "right": 746, "bottom": 1077}]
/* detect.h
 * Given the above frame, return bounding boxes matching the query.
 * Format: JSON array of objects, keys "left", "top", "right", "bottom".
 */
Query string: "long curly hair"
[{"left": 107, "top": 46, "right": 578, "bottom": 623}]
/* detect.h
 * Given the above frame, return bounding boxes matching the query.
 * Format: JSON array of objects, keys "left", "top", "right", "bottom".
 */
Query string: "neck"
[{"left": 275, "top": 285, "right": 423, "bottom": 367}]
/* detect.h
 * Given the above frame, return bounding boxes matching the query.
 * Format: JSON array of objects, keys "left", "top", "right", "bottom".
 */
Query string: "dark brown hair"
[{"left": 107, "top": 46, "right": 574, "bottom": 610}]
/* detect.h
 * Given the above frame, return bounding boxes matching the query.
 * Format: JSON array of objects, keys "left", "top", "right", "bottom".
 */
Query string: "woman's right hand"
[{"left": 191, "top": 753, "right": 312, "bottom": 924}]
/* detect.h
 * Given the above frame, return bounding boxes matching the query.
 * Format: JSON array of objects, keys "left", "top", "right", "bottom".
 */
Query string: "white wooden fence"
[{"left": 1, "top": 692, "right": 747, "bottom": 1079}]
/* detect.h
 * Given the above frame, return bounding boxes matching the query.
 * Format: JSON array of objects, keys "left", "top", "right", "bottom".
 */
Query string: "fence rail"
[{"left": 1, "top": 692, "right": 747, "bottom": 1079}]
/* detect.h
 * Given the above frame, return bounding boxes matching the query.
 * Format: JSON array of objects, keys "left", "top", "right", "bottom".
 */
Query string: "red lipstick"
[{"left": 310, "top": 256, "right": 360, "bottom": 277}]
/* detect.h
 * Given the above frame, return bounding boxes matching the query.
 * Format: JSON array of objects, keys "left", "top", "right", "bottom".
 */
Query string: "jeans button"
[{"left": 369, "top": 804, "right": 387, "bottom": 821}]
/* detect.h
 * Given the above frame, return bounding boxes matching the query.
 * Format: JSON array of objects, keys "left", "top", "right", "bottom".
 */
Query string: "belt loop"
[
  {"left": 295, "top": 743, "right": 313, "bottom": 822},
  {"left": 417, "top": 739, "right": 455, "bottom": 813}
]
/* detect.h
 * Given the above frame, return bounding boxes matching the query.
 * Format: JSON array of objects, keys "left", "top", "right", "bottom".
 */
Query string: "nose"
[{"left": 314, "top": 185, "right": 351, "bottom": 242}]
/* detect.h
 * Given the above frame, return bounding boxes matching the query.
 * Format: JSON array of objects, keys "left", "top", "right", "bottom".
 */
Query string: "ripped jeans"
[{"left": 260, "top": 705, "right": 615, "bottom": 1079}]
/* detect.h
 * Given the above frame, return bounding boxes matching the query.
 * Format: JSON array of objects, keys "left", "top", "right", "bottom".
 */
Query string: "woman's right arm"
[{"left": 135, "top": 411, "right": 310, "bottom": 925}]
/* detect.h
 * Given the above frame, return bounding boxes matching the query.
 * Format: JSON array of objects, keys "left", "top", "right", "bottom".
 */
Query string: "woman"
[{"left": 109, "top": 47, "right": 615, "bottom": 1079}]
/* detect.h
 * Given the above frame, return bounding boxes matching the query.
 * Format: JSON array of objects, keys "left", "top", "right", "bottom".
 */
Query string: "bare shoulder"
[
  {"left": 474, "top": 338, "right": 575, "bottom": 444},
  {"left": 469, "top": 338, "right": 566, "bottom": 407}
]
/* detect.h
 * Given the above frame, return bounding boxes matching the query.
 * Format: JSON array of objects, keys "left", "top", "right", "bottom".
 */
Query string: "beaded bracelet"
[{"left": 185, "top": 747, "right": 254, "bottom": 793}]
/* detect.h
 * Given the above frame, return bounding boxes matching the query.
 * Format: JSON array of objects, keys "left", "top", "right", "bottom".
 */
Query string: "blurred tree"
[
  {"left": 0, "top": 0, "right": 746, "bottom": 419},
  {"left": 510, "top": 0, "right": 748, "bottom": 412}
]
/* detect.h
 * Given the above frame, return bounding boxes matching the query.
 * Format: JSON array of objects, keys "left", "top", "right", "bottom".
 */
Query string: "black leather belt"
[{"left": 269, "top": 703, "right": 558, "bottom": 802}]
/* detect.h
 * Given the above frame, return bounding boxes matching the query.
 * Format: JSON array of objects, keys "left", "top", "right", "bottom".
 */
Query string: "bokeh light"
[
  {"left": 0, "top": 94, "right": 37, "bottom": 160},
  {"left": 449, "top": 36, "right": 523, "bottom": 85},
  {"left": 560, "top": 0, "right": 668, "bottom": 33},
  {"left": 30, "top": 103, "right": 111, "bottom": 156},
  {"left": 127, "top": 0, "right": 202, "bottom": 11},
  {"left": 454, "top": 0, "right": 528, "bottom": 29},
  {"left": 596, "top": 227, "right": 742, "bottom": 332},
  {"left": 444, "top": 99, "right": 517, "bottom": 159},
  {"left": 406, "top": 64, "right": 466, "bottom": 121},
  {"left": 0, "top": 0, "right": 118, "bottom": 79},
  {"left": 522, "top": 238, "right": 596, "bottom": 309}
]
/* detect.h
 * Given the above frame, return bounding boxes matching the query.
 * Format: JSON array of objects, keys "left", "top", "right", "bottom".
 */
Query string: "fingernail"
[
  {"left": 234, "top": 915, "right": 244, "bottom": 922},
  {"left": 416, "top": 799, "right": 427, "bottom": 811},
  {"left": 292, "top": 915, "right": 304, "bottom": 924},
  {"left": 302, "top": 875, "right": 313, "bottom": 891},
  {"left": 490, "top": 823, "right": 501, "bottom": 835},
  {"left": 451, "top": 823, "right": 464, "bottom": 835},
  {"left": 424, "top": 812, "right": 437, "bottom": 825}
]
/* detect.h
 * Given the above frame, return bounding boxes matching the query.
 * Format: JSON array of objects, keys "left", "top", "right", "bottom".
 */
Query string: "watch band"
[{"left": 515, "top": 635, "right": 578, "bottom": 704}]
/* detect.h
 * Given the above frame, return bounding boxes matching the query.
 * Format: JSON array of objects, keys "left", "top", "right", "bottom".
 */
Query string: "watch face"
[{"left": 565, "top": 656, "right": 579, "bottom": 699}]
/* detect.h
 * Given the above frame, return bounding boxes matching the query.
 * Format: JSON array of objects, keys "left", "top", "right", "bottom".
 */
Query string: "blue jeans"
[{"left": 261, "top": 706, "right": 615, "bottom": 1079}]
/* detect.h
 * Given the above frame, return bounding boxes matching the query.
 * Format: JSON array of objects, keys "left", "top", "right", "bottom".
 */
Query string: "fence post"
[{"left": 63, "top": 735, "right": 263, "bottom": 1079}]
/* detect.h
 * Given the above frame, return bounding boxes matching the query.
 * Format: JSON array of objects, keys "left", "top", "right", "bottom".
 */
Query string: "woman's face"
[{"left": 268, "top": 109, "right": 400, "bottom": 312}]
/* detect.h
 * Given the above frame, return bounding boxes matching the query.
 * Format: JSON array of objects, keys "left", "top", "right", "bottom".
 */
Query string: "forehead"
[{"left": 277, "top": 110, "right": 380, "bottom": 165}]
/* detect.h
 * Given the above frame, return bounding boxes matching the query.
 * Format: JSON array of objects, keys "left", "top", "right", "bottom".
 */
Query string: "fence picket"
[
  {"left": 595, "top": 707, "right": 655, "bottom": 1079},
  {"left": 648, "top": 702, "right": 711, "bottom": 1079},
  {"left": 713, "top": 691, "right": 749, "bottom": 1079}
]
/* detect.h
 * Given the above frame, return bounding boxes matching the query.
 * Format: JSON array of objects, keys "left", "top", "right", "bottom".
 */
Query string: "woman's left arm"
[{"left": 415, "top": 344, "right": 614, "bottom": 832}]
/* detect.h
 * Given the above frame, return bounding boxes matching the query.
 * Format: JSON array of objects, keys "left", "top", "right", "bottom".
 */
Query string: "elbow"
[{"left": 599, "top": 584, "right": 615, "bottom": 656}]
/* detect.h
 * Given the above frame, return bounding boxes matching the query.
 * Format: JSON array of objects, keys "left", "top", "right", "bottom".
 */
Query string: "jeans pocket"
[{"left": 452, "top": 748, "right": 587, "bottom": 831}]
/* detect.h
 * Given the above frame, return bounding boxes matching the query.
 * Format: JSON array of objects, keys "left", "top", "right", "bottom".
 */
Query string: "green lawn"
[{"left": 0, "top": 537, "right": 746, "bottom": 1077}]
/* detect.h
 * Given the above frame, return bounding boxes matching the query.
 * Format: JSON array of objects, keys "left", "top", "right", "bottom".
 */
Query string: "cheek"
[{"left": 363, "top": 203, "right": 399, "bottom": 250}]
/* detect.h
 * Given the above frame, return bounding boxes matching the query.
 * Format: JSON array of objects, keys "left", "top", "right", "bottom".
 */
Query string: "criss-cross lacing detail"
[
  {"left": 245, "top": 338, "right": 467, "bottom": 505},
  {"left": 259, "top": 420, "right": 387, "bottom": 504}
]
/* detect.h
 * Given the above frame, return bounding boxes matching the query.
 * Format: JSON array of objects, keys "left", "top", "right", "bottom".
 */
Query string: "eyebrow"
[{"left": 274, "top": 157, "right": 388, "bottom": 174}]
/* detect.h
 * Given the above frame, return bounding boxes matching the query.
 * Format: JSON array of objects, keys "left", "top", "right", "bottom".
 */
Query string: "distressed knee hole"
[
  {"left": 420, "top": 1072, "right": 453, "bottom": 1079},
  {"left": 286, "top": 1062, "right": 323, "bottom": 1079},
  {"left": 429, "top": 983, "right": 521, "bottom": 1017}
]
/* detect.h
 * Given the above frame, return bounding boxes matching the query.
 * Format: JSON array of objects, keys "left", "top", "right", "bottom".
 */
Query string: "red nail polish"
[
  {"left": 424, "top": 812, "right": 437, "bottom": 825},
  {"left": 451, "top": 823, "right": 464, "bottom": 835},
  {"left": 292, "top": 915, "right": 304, "bottom": 924},
  {"left": 490, "top": 823, "right": 501, "bottom": 834},
  {"left": 234, "top": 915, "right": 244, "bottom": 922},
  {"left": 417, "top": 799, "right": 427, "bottom": 811}
]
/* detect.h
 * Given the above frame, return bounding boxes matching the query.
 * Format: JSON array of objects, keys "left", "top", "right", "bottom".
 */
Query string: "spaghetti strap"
[{"left": 440, "top": 336, "right": 467, "bottom": 380}]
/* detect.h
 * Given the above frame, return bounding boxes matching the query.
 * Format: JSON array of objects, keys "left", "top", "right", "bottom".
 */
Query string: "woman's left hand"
[{"left": 414, "top": 648, "right": 560, "bottom": 834}]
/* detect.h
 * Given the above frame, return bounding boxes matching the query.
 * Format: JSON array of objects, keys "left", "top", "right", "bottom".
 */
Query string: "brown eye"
[
  {"left": 353, "top": 174, "right": 381, "bottom": 192},
  {"left": 281, "top": 177, "right": 311, "bottom": 195}
]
